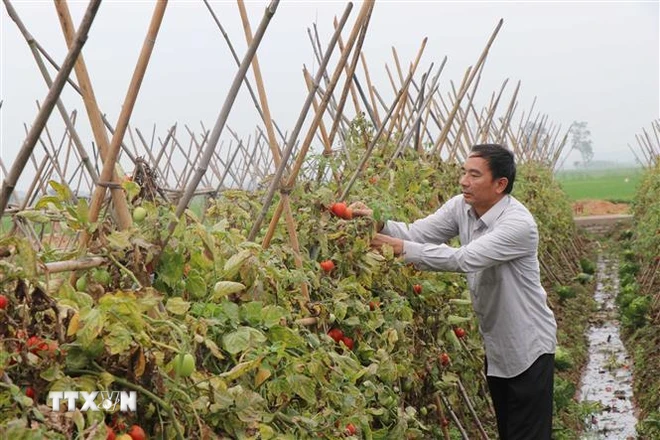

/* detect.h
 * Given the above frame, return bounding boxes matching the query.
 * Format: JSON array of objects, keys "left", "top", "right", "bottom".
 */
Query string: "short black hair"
[{"left": 469, "top": 144, "right": 516, "bottom": 194}]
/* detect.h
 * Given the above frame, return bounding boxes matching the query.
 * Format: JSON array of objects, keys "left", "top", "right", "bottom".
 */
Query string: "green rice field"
[{"left": 555, "top": 167, "right": 642, "bottom": 202}]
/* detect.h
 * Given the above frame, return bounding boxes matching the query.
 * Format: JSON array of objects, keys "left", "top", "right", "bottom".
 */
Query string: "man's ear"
[{"left": 496, "top": 177, "right": 508, "bottom": 194}]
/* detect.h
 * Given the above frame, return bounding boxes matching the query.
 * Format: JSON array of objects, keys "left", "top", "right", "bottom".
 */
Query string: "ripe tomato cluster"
[
  {"left": 330, "top": 202, "right": 353, "bottom": 220},
  {"left": 327, "top": 328, "right": 354, "bottom": 351},
  {"left": 106, "top": 424, "right": 146, "bottom": 440}
]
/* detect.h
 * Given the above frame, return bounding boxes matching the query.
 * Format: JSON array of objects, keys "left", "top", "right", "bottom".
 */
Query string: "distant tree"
[{"left": 570, "top": 121, "right": 594, "bottom": 166}]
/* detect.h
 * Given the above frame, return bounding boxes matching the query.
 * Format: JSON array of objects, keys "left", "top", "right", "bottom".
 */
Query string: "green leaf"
[
  {"left": 77, "top": 308, "right": 105, "bottom": 346},
  {"left": 447, "top": 314, "right": 471, "bottom": 325},
  {"left": 76, "top": 198, "right": 90, "bottom": 225},
  {"left": 185, "top": 271, "right": 207, "bottom": 299},
  {"left": 49, "top": 180, "right": 73, "bottom": 201},
  {"left": 223, "top": 327, "right": 251, "bottom": 354},
  {"left": 39, "top": 365, "right": 63, "bottom": 382},
  {"left": 105, "top": 325, "right": 133, "bottom": 355},
  {"left": 287, "top": 374, "right": 316, "bottom": 404},
  {"left": 106, "top": 230, "right": 132, "bottom": 250},
  {"left": 166, "top": 297, "right": 191, "bottom": 315},
  {"left": 16, "top": 210, "right": 50, "bottom": 223},
  {"left": 267, "top": 325, "right": 305, "bottom": 349},
  {"left": 222, "top": 249, "right": 251, "bottom": 280},
  {"left": 261, "top": 305, "right": 287, "bottom": 328},
  {"left": 240, "top": 301, "right": 263, "bottom": 326},
  {"left": 34, "top": 195, "right": 62, "bottom": 210}
]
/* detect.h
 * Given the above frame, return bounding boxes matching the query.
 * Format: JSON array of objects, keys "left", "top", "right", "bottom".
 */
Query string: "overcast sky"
[{"left": 1, "top": 0, "right": 658, "bottom": 188}]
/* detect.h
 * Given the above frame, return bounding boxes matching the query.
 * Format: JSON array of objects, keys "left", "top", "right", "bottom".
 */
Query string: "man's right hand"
[{"left": 348, "top": 201, "right": 373, "bottom": 217}]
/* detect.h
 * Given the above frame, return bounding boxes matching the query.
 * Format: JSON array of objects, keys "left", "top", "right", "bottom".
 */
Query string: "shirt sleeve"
[
  {"left": 401, "top": 216, "right": 537, "bottom": 273},
  {"left": 381, "top": 196, "right": 460, "bottom": 245}
]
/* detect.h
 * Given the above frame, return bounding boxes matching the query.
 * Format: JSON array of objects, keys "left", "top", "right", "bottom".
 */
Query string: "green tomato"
[
  {"left": 92, "top": 269, "right": 111, "bottom": 286},
  {"left": 75, "top": 276, "right": 88, "bottom": 292},
  {"left": 132, "top": 207, "right": 147, "bottom": 223},
  {"left": 173, "top": 353, "right": 195, "bottom": 377}
]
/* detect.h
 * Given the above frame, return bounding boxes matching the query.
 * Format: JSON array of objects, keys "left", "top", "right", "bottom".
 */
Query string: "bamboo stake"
[
  {"left": 53, "top": 0, "right": 133, "bottom": 230},
  {"left": 82, "top": 0, "right": 168, "bottom": 250},
  {"left": 164, "top": 0, "right": 280, "bottom": 241},
  {"left": 334, "top": 16, "right": 363, "bottom": 116},
  {"left": 41, "top": 256, "right": 107, "bottom": 274},
  {"left": 438, "top": 391, "right": 470, "bottom": 440},
  {"left": 321, "top": 2, "right": 375, "bottom": 180},
  {"left": 247, "top": 2, "right": 359, "bottom": 244},
  {"left": 430, "top": 19, "right": 503, "bottom": 157},
  {"left": 457, "top": 378, "right": 490, "bottom": 439},
  {"left": 3, "top": 0, "right": 99, "bottom": 185},
  {"left": 361, "top": 52, "right": 381, "bottom": 127},
  {"left": 340, "top": 68, "right": 416, "bottom": 201},
  {"left": 0, "top": 0, "right": 102, "bottom": 217}
]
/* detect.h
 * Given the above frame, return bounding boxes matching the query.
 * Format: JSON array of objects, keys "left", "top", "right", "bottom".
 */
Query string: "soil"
[{"left": 572, "top": 200, "right": 630, "bottom": 216}]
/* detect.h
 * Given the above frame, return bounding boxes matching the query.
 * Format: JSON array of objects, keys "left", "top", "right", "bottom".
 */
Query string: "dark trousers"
[{"left": 486, "top": 353, "right": 554, "bottom": 440}]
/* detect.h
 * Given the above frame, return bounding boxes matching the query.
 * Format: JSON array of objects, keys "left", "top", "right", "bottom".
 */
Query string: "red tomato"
[
  {"left": 0, "top": 294, "right": 7, "bottom": 309},
  {"left": 25, "top": 387, "right": 35, "bottom": 399},
  {"left": 127, "top": 425, "right": 146, "bottom": 440},
  {"left": 327, "top": 328, "right": 344, "bottom": 343},
  {"left": 369, "top": 301, "right": 379, "bottom": 311},
  {"left": 413, "top": 284, "right": 422, "bottom": 295},
  {"left": 341, "top": 336, "right": 354, "bottom": 351},
  {"left": 26, "top": 336, "right": 43, "bottom": 353},
  {"left": 320, "top": 260, "right": 335, "bottom": 273},
  {"left": 106, "top": 425, "right": 117, "bottom": 440},
  {"left": 454, "top": 327, "right": 466, "bottom": 339},
  {"left": 345, "top": 423, "right": 357, "bottom": 435},
  {"left": 330, "top": 202, "right": 347, "bottom": 218},
  {"left": 440, "top": 352, "right": 450, "bottom": 366}
]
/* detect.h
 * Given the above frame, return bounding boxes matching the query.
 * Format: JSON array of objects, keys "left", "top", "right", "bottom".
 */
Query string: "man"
[{"left": 350, "top": 144, "right": 557, "bottom": 439}]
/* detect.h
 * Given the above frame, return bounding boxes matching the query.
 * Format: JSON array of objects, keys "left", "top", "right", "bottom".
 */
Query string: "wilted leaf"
[
  {"left": 106, "top": 230, "right": 132, "bottom": 250},
  {"left": 287, "top": 374, "right": 316, "bottom": 404},
  {"left": 105, "top": 325, "right": 133, "bottom": 355},
  {"left": 67, "top": 312, "right": 80, "bottom": 336},
  {"left": 222, "top": 250, "right": 251, "bottom": 280},
  {"left": 212, "top": 281, "right": 245, "bottom": 300},
  {"left": 220, "top": 357, "right": 262, "bottom": 381},
  {"left": 254, "top": 368, "right": 271, "bottom": 388},
  {"left": 204, "top": 338, "right": 225, "bottom": 360},
  {"left": 166, "top": 297, "right": 190, "bottom": 315},
  {"left": 77, "top": 308, "right": 105, "bottom": 346}
]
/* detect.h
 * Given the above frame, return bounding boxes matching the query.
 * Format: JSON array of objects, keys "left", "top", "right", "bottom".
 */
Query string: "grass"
[{"left": 555, "top": 168, "right": 642, "bottom": 202}]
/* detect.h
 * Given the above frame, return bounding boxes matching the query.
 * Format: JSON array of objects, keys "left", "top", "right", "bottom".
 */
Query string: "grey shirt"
[{"left": 382, "top": 194, "right": 557, "bottom": 378}]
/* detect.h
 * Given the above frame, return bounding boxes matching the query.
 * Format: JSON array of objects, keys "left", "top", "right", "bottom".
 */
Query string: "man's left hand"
[{"left": 371, "top": 233, "right": 403, "bottom": 256}]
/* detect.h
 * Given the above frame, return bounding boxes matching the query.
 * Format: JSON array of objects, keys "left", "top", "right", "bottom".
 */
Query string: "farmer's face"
[{"left": 459, "top": 155, "right": 508, "bottom": 216}]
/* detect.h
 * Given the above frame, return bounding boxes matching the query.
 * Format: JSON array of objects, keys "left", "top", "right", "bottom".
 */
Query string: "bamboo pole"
[
  {"left": 334, "top": 16, "right": 363, "bottom": 116},
  {"left": 53, "top": 0, "right": 133, "bottom": 230},
  {"left": 3, "top": 0, "right": 99, "bottom": 186},
  {"left": 247, "top": 2, "right": 360, "bottom": 244},
  {"left": 361, "top": 52, "right": 382, "bottom": 127},
  {"left": 430, "top": 19, "right": 503, "bottom": 157},
  {"left": 340, "top": 68, "right": 417, "bottom": 201},
  {"left": 0, "top": 0, "right": 102, "bottom": 217},
  {"left": 41, "top": 256, "right": 107, "bottom": 274},
  {"left": 163, "top": 0, "right": 280, "bottom": 241},
  {"left": 457, "top": 378, "right": 490, "bottom": 439},
  {"left": 81, "top": 0, "right": 169, "bottom": 252},
  {"left": 327, "top": 6, "right": 374, "bottom": 148}
]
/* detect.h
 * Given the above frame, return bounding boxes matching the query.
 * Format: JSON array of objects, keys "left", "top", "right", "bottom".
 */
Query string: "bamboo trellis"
[{"left": 1, "top": 0, "right": 574, "bottom": 264}]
